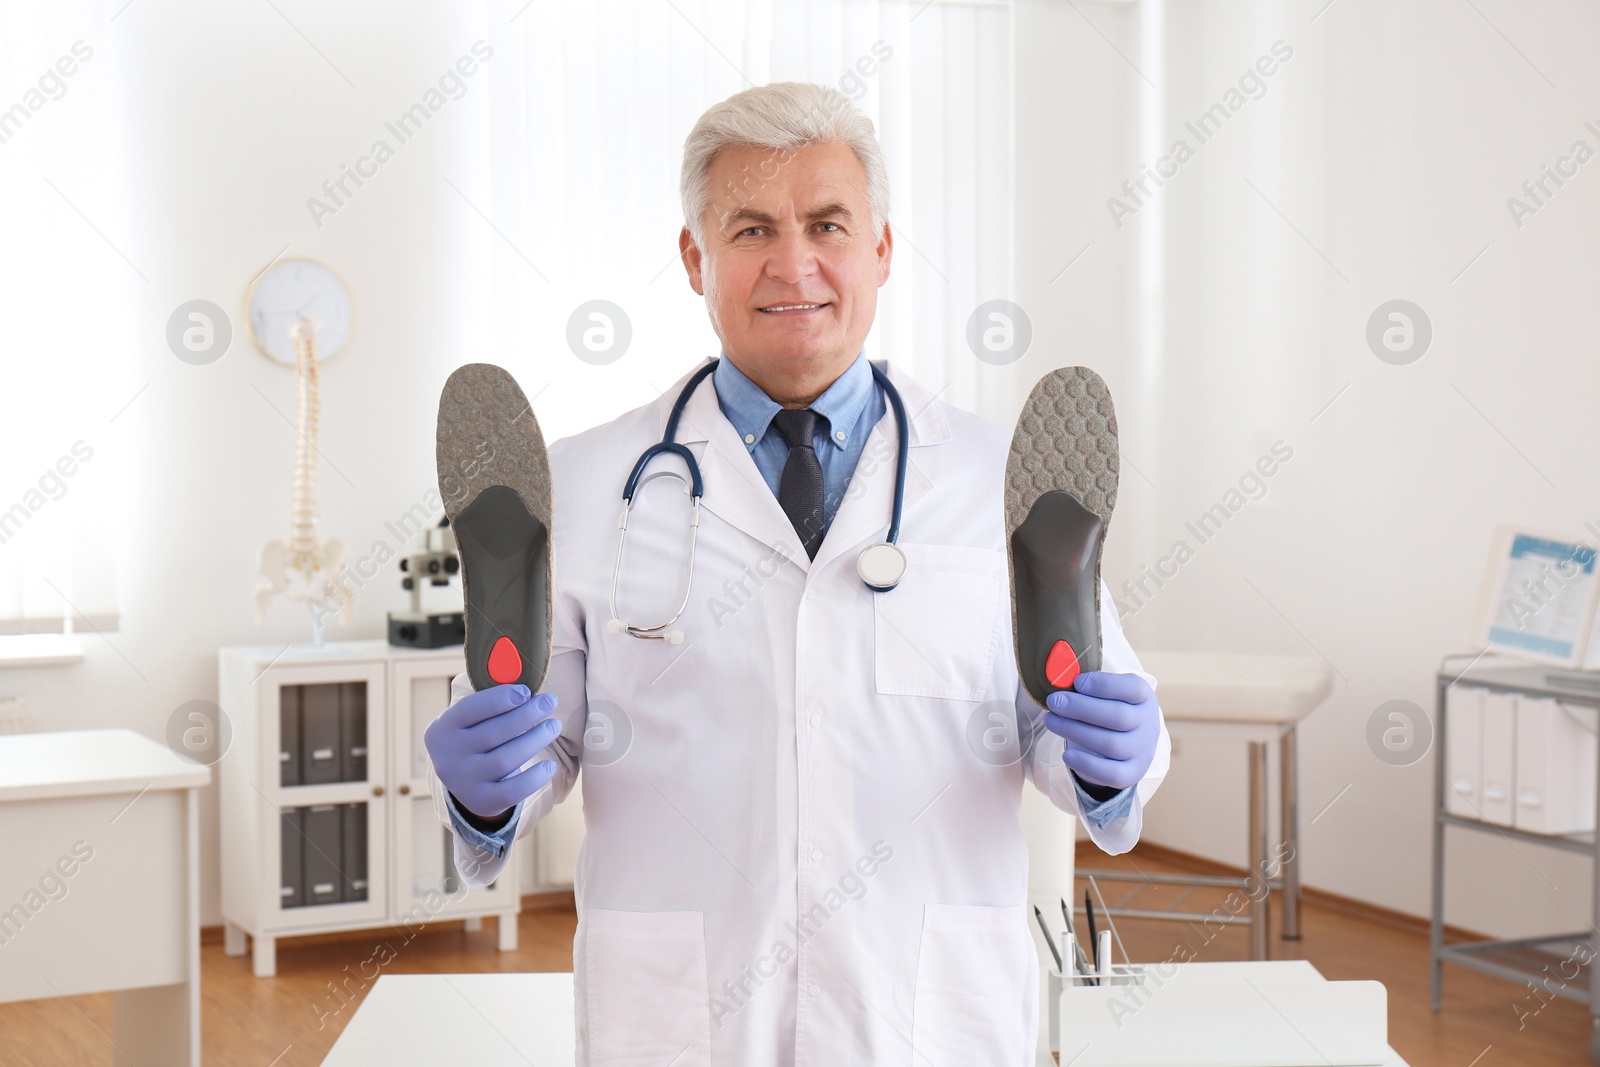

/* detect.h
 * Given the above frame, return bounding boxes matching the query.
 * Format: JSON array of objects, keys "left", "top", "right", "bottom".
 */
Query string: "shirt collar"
[{"left": 712, "top": 348, "right": 874, "bottom": 453}]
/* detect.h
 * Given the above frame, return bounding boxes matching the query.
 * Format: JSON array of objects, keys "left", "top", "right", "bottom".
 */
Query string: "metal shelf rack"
[{"left": 1431, "top": 653, "right": 1600, "bottom": 1063}]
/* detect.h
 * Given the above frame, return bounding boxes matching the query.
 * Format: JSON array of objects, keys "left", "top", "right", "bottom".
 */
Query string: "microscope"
[{"left": 386, "top": 518, "right": 467, "bottom": 648}]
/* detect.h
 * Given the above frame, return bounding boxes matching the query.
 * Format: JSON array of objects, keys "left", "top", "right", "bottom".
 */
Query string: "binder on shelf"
[
  {"left": 1444, "top": 687, "right": 1483, "bottom": 819},
  {"left": 279, "top": 687, "right": 302, "bottom": 788},
  {"left": 280, "top": 807, "right": 305, "bottom": 909},
  {"left": 340, "top": 681, "right": 368, "bottom": 783},
  {"left": 303, "top": 804, "right": 344, "bottom": 905},
  {"left": 342, "top": 802, "right": 369, "bottom": 903},
  {"left": 1515, "top": 697, "right": 1600, "bottom": 835},
  {"left": 1479, "top": 691, "right": 1516, "bottom": 826},
  {"left": 300, "top": 684, "right": 343, "bottom": 786}
]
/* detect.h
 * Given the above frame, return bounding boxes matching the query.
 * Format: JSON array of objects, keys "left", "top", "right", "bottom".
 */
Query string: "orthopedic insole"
[
  {"left": 1005, "top": 367, "right": 1119, "bottom": 708},
  {"left": 436, "top": 363, "right": 552, "bottom": 693}
]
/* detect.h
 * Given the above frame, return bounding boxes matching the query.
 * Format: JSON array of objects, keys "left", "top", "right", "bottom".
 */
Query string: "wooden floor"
[{"left": 1, "top": 843, "right": 1591, "bottom": 1066}]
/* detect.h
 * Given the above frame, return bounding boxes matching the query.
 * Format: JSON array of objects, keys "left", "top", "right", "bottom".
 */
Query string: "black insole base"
[
  {"left": 1012, "top": 489, "right": 1104, "bottom": 707},
  {"left": 454, "top": 485, "right": 550, "bottom": 693}
]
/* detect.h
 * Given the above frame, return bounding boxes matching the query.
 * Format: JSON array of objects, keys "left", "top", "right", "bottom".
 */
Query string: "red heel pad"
[
  {"left": 488, "top": 636, "right": 523, "bottom": 684},
  {"left": 1045, "top": 640, "right": 1080, "bottom": 690}
]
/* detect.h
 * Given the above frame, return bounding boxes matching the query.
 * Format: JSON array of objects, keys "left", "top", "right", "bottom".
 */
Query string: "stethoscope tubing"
[
  {"left": 610, "top": 357, "right": 910, "bottom": 639},
  {"left": 871, "top": 360, "right": 910, "bottom": 545}
]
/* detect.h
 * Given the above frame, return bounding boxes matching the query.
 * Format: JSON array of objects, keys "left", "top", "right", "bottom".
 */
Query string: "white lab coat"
[{"left": 432, "top": 359, "right": 1169, "bottom": 1066}]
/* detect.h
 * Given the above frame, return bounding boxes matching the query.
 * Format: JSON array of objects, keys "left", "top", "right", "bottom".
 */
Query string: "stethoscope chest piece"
[{"left": 857, "top": 541, "right": 907, "bottom": 592}]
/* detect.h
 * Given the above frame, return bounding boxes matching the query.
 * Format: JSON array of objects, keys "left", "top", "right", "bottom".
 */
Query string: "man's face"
[{"left": 680, "top": 141, "right": 892, "bottom": 385}]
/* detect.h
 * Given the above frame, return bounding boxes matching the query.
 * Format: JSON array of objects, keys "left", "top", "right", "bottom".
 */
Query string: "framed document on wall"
[{"left": 1470, "top": 526, "right": 1600, "bottom": 667}]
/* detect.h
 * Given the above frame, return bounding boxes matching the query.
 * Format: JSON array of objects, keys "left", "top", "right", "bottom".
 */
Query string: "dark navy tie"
[{"left": 773, "top": 408, "right": 826, "bottom": 559}]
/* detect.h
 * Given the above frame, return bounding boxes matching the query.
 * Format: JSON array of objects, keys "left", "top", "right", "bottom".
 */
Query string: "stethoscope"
[{"left": 607, "top": 358, "right": 911, "bottom": 643}]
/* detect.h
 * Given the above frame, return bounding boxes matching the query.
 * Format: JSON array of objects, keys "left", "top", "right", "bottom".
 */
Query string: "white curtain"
[
  {"left": 465, "top": 0, "right": 1016, "bottom": 445},
  {"left": 0, "top": 0, "right": 124, "bottom": 634}
]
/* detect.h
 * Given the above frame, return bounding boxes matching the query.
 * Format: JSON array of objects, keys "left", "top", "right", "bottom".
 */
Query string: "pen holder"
[
  {"left": 1046, "top": 964, "right": 1148, "bottom": 1056},
  {"left": 1049, "top": 963, "right": 1390, "bottom": 1066}
]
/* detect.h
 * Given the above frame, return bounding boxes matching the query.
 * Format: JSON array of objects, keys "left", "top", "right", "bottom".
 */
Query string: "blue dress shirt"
[
  {"left": 713, "top": 348, "right": 884, "bottom": 537},
  {"left": 444, "top": 350, "right": 1132, "bottom": 854}
]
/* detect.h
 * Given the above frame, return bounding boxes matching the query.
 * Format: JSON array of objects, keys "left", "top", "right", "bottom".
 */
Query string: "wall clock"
[{"left": 246, "top": 257, "right": 352, "bottom": 364}]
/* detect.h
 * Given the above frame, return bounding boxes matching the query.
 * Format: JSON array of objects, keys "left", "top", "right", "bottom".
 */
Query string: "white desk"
[
  {"left": 323, "top": 965, "right": 1409, "bottom": 1067},
  {"left": 0, "top": 728, "right": 210, "bottom": 1066},
  {"left": 322, "top": 972, "right": 575, "bottom": 1065}
]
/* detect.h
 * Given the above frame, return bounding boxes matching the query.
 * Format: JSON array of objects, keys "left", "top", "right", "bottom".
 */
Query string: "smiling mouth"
[{"left": 758, "top": 302, "right": 829, "bottom": 313}]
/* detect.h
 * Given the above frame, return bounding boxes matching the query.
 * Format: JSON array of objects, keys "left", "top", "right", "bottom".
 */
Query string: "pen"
[
  {"left": 1033, "top": 905, "right": 1063, "bottom": 971},
  {"left": 1061, "top": 897, "right": 1093, "bottom": 982},
  {"left": 1085, "top": 890, "right": 1099, "bottom": 976}
]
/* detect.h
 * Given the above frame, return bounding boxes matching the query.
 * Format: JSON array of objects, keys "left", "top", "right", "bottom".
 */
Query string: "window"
[
  {"left": 471, "top": 0, "right": 1014, "bottom": 441},
  {"left": 0, "top": 2, "right": 124, "bottom": 638}
]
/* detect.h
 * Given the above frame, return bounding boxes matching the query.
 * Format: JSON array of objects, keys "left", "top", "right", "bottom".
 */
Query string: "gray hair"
[{"left": 679, "top": 81, "right": 890, "bottom": 249}]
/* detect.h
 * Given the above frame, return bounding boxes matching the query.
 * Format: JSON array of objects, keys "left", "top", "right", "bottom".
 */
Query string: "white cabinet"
[{"left": 219, "top": 640, "right": 519, "bottom": 977}]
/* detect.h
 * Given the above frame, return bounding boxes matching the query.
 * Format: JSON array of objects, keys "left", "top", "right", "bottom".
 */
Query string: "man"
[{"left": 427, "top": 81, "right": 1168, "bottom": 1065}]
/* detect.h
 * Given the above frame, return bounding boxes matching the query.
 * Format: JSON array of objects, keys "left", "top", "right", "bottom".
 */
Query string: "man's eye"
[
  {"left": 738, "top": 227, "right": 764, "bottom": 237},
  {"left": 817, "top": 222, "right": 840, "bottom": 232}
]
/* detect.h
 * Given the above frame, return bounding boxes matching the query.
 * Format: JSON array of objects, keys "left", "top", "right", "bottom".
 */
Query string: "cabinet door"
[
  {"left": 260, "top": 660, "right": 389, "bottom": 929},
  {"left": 389, "top": 654, "right": 518, "bottom": 921}
]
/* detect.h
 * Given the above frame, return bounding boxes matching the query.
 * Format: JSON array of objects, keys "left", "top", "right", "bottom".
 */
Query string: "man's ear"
[
  {"left": 679, "top": 226, "right": 705, "bottom": 295},
  {"left": 876, "top": 221, "right": 893, "bottom": 286}
]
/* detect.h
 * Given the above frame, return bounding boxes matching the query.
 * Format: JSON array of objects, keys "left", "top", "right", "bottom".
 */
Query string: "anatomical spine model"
[{"left": 254, "top": 316, "right": 351, "bottom": 637}]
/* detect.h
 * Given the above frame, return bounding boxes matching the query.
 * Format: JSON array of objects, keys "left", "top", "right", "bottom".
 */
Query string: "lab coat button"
[
  {"left": 805, "top": 589, "right": 816, "bottom": 601},
  {"left": 810, "top": 715, "right": 820, "bottom": 727},
  {"left": 810, "top": 849, "right": 823, "bottom": 862},
  {"left": 808, "top": 984, "right": 822, "bottom": 997}
]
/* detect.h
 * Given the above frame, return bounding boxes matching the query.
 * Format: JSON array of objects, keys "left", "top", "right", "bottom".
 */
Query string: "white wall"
[{"left": 1013, "top": 0, "right": 1600, "bottom": 938}]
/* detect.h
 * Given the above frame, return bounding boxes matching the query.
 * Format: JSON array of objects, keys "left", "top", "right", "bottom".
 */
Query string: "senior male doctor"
[{"left": 426, "top": 81, "right": 1169, "bottom": 1066}]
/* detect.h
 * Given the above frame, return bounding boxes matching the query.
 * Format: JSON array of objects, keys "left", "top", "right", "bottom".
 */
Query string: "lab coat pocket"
[
  {"left": 873, "top": 544, "right": 1005, "bottom": 700},
  {"left": 583, "top": 909, "right": 712, "bottom": 1066},
  {"left": 909, "top": 902, "right": 1034, "bottom": 1067}
]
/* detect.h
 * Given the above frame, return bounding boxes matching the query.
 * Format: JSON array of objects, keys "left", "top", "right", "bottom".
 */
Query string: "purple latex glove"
[
  {"left": 1043, "top": 671, "right": 1159, "bottom": 791},
  {"left": 423, "top": 684, "right": 561, "bottom": 819}
]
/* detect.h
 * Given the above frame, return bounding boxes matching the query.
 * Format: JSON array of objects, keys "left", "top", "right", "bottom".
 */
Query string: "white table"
[
  {"left": 322, "top": 972, "right": 575, "bottom": 1065},
  {"left": 325, "top": 965, "right": 1409, "bottom": 1067},
  {"left": 1081, "top": 652, "right": 1334, "bottom": 959},
  {"left": 0, "top": 728, "right": 210, "bottom": 1066}
]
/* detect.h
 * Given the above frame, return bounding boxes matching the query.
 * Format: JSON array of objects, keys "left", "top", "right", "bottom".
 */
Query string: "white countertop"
[
  {"left": 0, "top": 728, "right": 210, "bottom": 802},
  {"left": 220, "top": 638, "right": 466, "bottom": 666}
]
